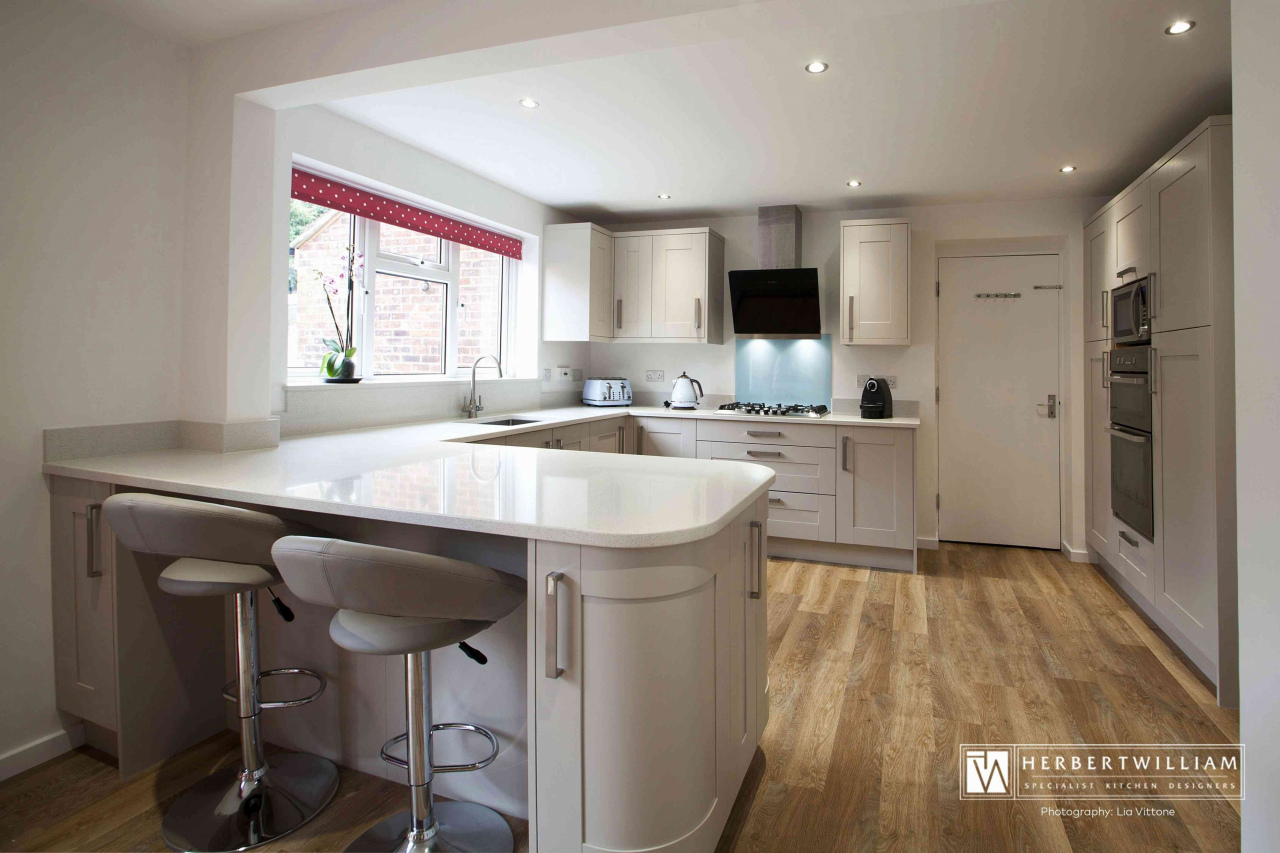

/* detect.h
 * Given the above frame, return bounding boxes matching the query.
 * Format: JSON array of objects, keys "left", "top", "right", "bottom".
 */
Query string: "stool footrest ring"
[
  {"left": 221, "top": 667, "right": 327, "bottom": 709},
  {"left": 379, "top": 723, "right": 500, "bottom": 773}
]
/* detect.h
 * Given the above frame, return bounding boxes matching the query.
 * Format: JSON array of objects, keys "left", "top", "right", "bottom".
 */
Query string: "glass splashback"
[{"left": 734, "top": 335, "right": 833, "bottom": 405}]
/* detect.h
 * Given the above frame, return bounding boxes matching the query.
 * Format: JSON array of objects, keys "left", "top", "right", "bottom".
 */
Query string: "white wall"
[
  {"left": 1231, "top": 0, "right": 1280, "bottom": 846},
  {"left": 271, "top": 105, "right": 586, "bottom": 426},
  {"left": 595, "top": 197, "right": 1105, "bottom": 547},
  {"left": 0, "top": 2, "right": 188, "bottom": 770}
]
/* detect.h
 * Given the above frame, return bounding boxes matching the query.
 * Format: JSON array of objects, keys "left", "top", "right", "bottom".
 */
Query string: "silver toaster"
[{"left": 582, "top": 377, "right": 632, "bottom": 407}]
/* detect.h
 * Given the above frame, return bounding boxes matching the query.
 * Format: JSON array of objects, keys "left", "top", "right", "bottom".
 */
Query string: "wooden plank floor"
[
  {"left": 1, "top": 544, "right": 1239, "bottom": 852},
  {"left": 716, "top": 543, "right": 1240, "bottom": 853}
]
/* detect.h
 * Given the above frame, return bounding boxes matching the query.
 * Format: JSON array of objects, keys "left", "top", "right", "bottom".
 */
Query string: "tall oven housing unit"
[{"left": 1083, "top": 116, "right": 1237, "bottom": 707}]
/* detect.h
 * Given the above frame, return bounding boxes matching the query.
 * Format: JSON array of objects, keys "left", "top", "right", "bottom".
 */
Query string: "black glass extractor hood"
[{"left": 728, "top": 268, "right": 822, "bottom": 339}]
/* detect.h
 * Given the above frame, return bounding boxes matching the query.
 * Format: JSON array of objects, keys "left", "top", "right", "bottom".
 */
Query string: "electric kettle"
[{"left": 667, "top": 372, "right": 704, "bottom": 409}]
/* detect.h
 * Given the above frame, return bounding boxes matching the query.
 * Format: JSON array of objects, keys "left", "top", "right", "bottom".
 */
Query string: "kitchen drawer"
[
  {"left": 696, "top": 419, "right": 836, "bottom": 448},
  {"left": 697, "top": 441, "right": 836, "bottom": 494},
  {"left": 766, "top": 491, "right": 835, "bottom": 542},
  {"left": 1110, "top": 515, "right": 1157, "bottom": 601}
]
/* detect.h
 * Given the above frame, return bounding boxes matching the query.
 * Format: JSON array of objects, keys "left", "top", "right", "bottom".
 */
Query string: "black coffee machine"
[{"left": 860, "top": 377, "right": 893, "bottom": 419}]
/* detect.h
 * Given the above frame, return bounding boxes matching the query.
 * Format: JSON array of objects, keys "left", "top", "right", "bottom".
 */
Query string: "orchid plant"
[{"left": 317, "top": 251, "right": 364, "bottom": 378}]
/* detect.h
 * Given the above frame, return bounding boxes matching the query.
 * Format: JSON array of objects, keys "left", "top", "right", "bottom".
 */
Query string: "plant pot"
[{"left": 323, "top": 358, "right": 360, "bottom": 384}]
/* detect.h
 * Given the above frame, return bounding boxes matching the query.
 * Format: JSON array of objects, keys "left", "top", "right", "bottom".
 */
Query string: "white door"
[
  {"left": 613, "top": 235, "right": 652, "bottom": 338},
  {"left": 938, "top": 254, "right": 1061, "bottom": 548},
  {"left": 651, "top": 233, "right": 706, "bottom": 338}
]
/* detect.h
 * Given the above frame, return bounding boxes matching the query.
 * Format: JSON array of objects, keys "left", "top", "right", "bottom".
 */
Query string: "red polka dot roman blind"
[{"left": 291, "top": 169, "right": 523, "bottom": 260}]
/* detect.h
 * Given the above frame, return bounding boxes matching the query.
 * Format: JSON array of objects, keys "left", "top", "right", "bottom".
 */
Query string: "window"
[{"left": 288, "top": 198, "right": 514, "bottom": 381}]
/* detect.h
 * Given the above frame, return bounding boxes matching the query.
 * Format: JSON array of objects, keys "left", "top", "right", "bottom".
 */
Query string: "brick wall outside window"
[{"left": 289, "top": 212, "right": 353, "bottom": 370}]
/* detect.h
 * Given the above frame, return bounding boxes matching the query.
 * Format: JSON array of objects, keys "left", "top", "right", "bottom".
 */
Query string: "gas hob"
[{"left": 715, "top": 402, "right": 830, "bottom": 418}]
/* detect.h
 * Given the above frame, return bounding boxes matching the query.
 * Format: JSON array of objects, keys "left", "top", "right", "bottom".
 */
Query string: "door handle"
[
  {"left": 749, "top": 520, "right": 763, "bottom": 599},
  {"left": 694, "top": 298, "right": 702, "bottom": 332},
  {"left": 1147, "top": 273, "right": 1157, "bottom": 320},
  {"left": 1118, "top": 530, "right": 1139, "bottom": 548},
  {"left": 842, "top": 435, "right": 850, "bottom": 472},
  {"left": 746, "top": 450, "right": 782, "bottom": 458},
  {"left": 768, "top": 497, "right": 784, "bottom": 506},
  {"left": 616, "top": 425, "right": 624, "bottom": 452},
  {"left": 544, "top": 571, "right": 564, "bottom": 679},
  {"left": 635, "top": 425, "right": 644, "bottom": 454},
  {"left": 555, "top": 438, "right": 564, "bottom": 449},
  {"left": 848, "top": 295, "right": 855, "bottom": 334},
  {"left": 543, "top": 440, "right": 552, "bottom": 448},
  {"left": 616, "top": 298, "right": 622, "bottom": 329},
  {"left": 1101, "top": 290, "right": 1109, "bottom": 328},
  {"left": 1036, "top": 395, "right": 1057, "bottom": 418},
  {"left": 1108, "top": 375, "right": 1147, "bottom": 385},
  {"left": 1116, "top": 266, "right": 1137, "bottom": 280},
  {"left": 85, "top": 503, "right": 102, "bottom": 579},
  {"left": 1102, "top": 351, "right": 1110, "bottom": 388},
  {"left": 1149, "top": 347, "right": 1158, "bottom": 395},
  {"left": 1107, "top": 427, "right": 1150, "bottom": 444},
  {"left": 747, "top": 430, "right": 782, "bottom": 438}
]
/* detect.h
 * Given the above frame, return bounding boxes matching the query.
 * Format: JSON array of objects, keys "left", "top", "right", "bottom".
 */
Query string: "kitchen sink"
[{"left": 479, "top": 418, "right": 540, "bottom": 426}]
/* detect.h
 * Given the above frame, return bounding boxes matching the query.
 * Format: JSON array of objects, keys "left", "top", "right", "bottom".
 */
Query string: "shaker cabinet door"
[
  {"left": 840, "top": 222, "right": 909, "bottom": 345},
  {"left": 612, "top": 235, "right": 652, "bottom": 338},
  {"left": 1112, "top": 179, "right": 1152, "bottom": 282},
  {"left": 1085, "top": 211, "right": 1115, "bottom": 342},
  {"left": 651, "top": 233, "right": 708, "bottom": 339},
  {"left": 1085, "top": 340, "right": 1112, "bottom": 557},
  {"left": 835, "top": 427, "right": 915, "bottom": 549},
  {"left": 1151, "top": 132, "right": 1211, "bottom": 334}
]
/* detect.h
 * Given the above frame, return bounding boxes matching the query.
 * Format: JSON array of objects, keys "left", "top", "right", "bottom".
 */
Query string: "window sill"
[{"left": 286, "top": 374, "right": 536, "bottom": 392}]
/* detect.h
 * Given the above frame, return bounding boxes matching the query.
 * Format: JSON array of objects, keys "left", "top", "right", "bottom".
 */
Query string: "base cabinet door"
[
  {"left": 588, "top": 417, "right": 626, "bottom": 453},
  {"left": 635, "top": 417, "right": 697, "bottom": 457},
  {"left": 507, "top": 428, "right": 555, "bottom": 449},
  {"left": 552, "top": 423, "right": 590, "bottom": 451},
  {"left": 835, "top": 427, "right": 914, "bottom": 549},
  {"left": 50, "top": 476, "right": 117, "bottom": 729},
  {"left": 1085, "top": 340, "right": 1112, "bottom": 556},
  {"left": 1152, "top": 327, "right": 1217, "bottom": 662}
]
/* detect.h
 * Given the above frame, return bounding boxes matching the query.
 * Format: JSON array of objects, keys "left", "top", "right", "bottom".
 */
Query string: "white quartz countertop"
[{"left": 42, "top": 405, "right": 915, "bottom": 548}]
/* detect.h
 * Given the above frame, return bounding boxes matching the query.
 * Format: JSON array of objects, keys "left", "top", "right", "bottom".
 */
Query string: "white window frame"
[{"left": 288, "top": 213, "right": 515, "bottom": 382}]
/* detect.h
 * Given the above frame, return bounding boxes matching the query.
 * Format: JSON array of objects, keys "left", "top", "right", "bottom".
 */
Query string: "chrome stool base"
[
  {"left": 345, "top": 801, "right": 513, "bottom": 853},
  {"left": 161, "top": 751, "right": 339, "bottom": 852}
]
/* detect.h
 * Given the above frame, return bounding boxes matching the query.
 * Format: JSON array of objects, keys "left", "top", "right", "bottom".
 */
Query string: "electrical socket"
[
  {"left": 857, "top": 374, "right": 898, "bottom": 389},
  {"left": 572, "top": 368, "right": 584, "bottom": 382},
  {"left": 556, "top": 367, "right": 571, "bottom": 381},
  {"left": 541, "top": 368, "right": 552, "bottom": 381},
  {"left": 645, "top": 370, "right": 665, "bottom": 382}
]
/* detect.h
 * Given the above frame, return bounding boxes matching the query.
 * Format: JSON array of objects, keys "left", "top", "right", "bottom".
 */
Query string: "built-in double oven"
[{"left": 1108, "top": 345, "right": 1154, "bottom": 540}]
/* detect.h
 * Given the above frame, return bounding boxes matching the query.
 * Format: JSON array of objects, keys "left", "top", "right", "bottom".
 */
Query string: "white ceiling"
[
  {"left": 81, "top": 0, "right": 384, "bottom": 45},
  {"left": 325, "top": 0, "right": 1231, "bottom": 220}
]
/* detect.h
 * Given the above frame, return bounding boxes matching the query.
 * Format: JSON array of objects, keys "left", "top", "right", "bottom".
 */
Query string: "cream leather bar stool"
[
  {"left": 271, "top": 536, "right": 524, "bottom": 853},
  {"left": 102, "top": 493, "right": 339, "bottom": 852}
]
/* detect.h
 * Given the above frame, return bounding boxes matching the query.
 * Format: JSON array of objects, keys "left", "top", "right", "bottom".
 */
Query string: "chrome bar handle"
[
  {"left": 1102, "top": 351, "right": 1110, "bottom": 389},
  {"left": 746, "top": 450, "right": 782, "bottom": 458},
  {"left": 1101, "top": 290, "right": 1109, "bottom": 328},
  {"left": 1149, "top": 347, "right": 1158, "bottom": 395},
  {"left": 746, "top": 430, "right": 781, "bottom": 438},
  {"left": 842, "top": 435, "right": 850, "bottom": 472},
  {"left": 555, "top": 438, "right": 564, "bottom": 449},
  {"left": 543, "top": 440, "right": 552, "bottom": 448},
  {"left": 768, "top": 497, "right": 784, "bottom": 506},
  {"left": 635, "top": 425, "right": 644, "bottom": 454},
  {"left": 85, "top": 503, "right": 102, "bottom": 578},
  {"left": 749, "top": 520, "right": 763, "bottom": 599},
  {"left": 1116, "top": 266, "right": 1137, "bottom": 280},
  {"left": 1147, "top": 272, "right": 1157, "bottom": 320},
  {"left": 1108, "top": 375, "right": 1147, "bottom": 385},
  {"left": 544, "top": 572, "right": 564, "bottom": 679},
  {"left": 1118, "top": 530, "right": 1140, "bottom": 548},
  {"left": 694, "top": 298, "right": 702, "bottom": 331},
  {"left": 616, "top": 299, "right": 622, "bottom": 330},
  {"left": 1107, "top": 427, "right": 1150, "bottom": 444},
  {"left": 848, "top": 295, "right": 855, "bottom": 333},
  {"left": 617, "top": 425, "right": 624, "bottom": 452}
]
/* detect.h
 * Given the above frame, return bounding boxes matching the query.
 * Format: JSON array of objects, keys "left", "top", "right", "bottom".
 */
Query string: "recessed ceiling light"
[
  {"left": 846, "top": 180, "right": 861, "bottom": 188},
  {"left": 1060, "top": 165, "right": 1076, "bottom": 173},
  {"left": 658, "top": 193, "right": 672, "bottom": 200},
  {"left": 1165, "top": 20, "right": 1195, "bottom": 35},
  {"left": 518, "top": 98, "right": 540, "bottom": 109},
  {"left": 805, "top": 61, "right": 829, "bottom": 74}
]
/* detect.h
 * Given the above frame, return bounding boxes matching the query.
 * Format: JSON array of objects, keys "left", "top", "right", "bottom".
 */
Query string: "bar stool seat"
[
  {"left": 272, "top": 536, "right": 523, "bottom": 853},
  {"left": 103, "top": 493, "right": 339, "bottom": 853}
]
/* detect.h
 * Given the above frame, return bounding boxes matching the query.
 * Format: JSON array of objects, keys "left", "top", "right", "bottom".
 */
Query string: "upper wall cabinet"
[
  {"left": 543, "top": 224, "right": 725, "bottom": 344},
  {"left": 543, "top": 223, "right": 614, "bottom": 342},
  {"left": 1112, "top": 179, "right": 1151, "bottom": 283},
  {"left": 840, "top": 218, "right": 910, "bottom": 346},
  {"left": 1085, "top": 209, "right": 1114, "bottom": 342}
]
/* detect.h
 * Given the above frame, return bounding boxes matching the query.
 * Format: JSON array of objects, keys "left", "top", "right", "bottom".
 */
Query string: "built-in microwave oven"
[{"left": 1111, "top": 274, "right": 1154, "bottom": 345}]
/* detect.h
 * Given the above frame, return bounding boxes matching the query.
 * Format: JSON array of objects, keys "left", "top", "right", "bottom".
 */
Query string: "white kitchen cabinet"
[
  {"left": 613, "top": 235, "right": 652, "bottom": 338},
  {"left": 839, "top": 218, "right": 910, "bottom": 345},
  {"left": 50, "top": 476, "right": 117, "bottom": 729},
  {"left": 1085, "top": 340, "right": 1112, "bottom": 557},
  {"left": 506, "top": 428, "right": 555, "bottom": 449},
  {"left": 542, "top": 223, "right": 614, "bottom": 342},
  {"left": 835, "top": 426, "right": 914, "bottom": 549},
  {"left": 651, "top": 232, "right": 707, "bottom": 339},
  {"left": 697, "top": 441, "right": 836, "bottom": 495},
  {"left": 1151, "top": 125, "right": 1233, "bottom": 334},
  {"left": 552, "top": 422, "right": 590, "bottom": 451},
  {"left": 1151, "top": 327, "right": 1218, "bottom": 663},
  {"left": 765, "top": 491, "right": 836, "bottom": 543},
  {"left": 531, "top": 498, "right": 766, "bottom": 853},
  {"left": 1110, "top": 514, "right": 1157, "bottom": 601},
  {"left": 1085, "top": 210, "right": 1114, "bottom": 342},
  {"left": 587, "top": 417, "right": 627, "bottom": 453},
  {"left": 634, "top": 416, "right": 697, "bottom": 458},
  {"left": 1112, "top": 178, "right": 1151, "bottom": 283}
]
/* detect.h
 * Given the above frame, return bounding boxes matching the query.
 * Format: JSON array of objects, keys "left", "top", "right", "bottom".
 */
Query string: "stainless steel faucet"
[{"left": 461, "top": 355, "right": 503, "bottom": 418}]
